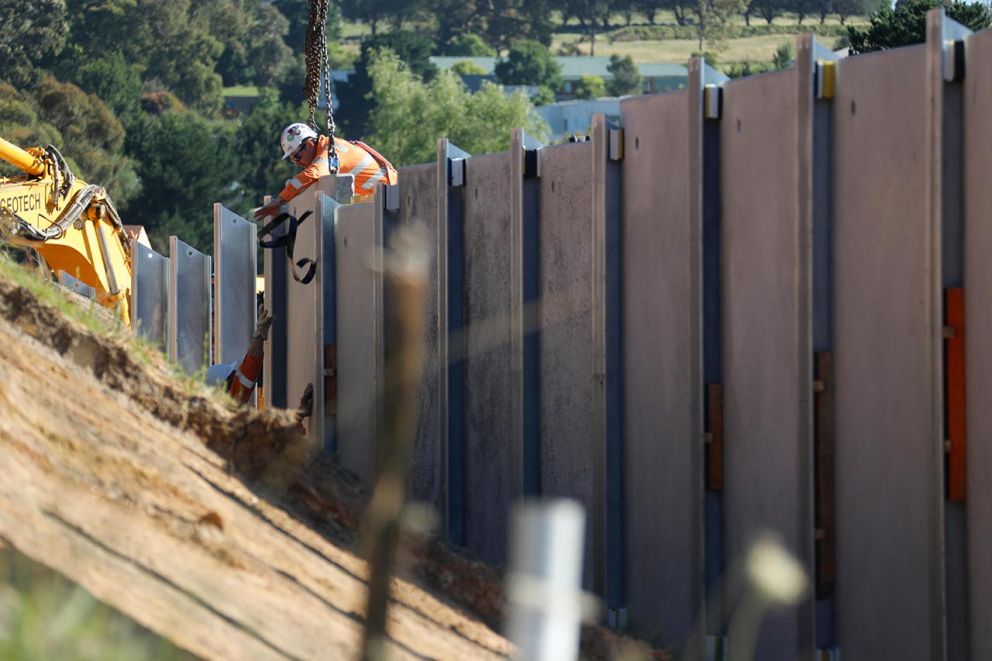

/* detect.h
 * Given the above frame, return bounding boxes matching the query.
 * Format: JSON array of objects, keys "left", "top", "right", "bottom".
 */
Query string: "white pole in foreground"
[{"left": 505, "top": 499, "right": 586, "bottom": 661}]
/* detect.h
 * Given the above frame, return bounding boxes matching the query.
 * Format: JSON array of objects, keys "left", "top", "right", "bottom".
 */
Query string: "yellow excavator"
[{"left": 0, "top": 136, "right": 132, "bottom": 325}]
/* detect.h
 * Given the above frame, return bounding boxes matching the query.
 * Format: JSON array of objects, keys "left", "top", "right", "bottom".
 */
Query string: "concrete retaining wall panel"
[
  {"left": 131, "top": 242, "right": 169, "bottom": 351},
  {"left": 168, "top": 237, "right": 211, "bottom": 374},
  {"left": 335, "top": 201, "right": 380, "bottom": 481},
  {"left": 619, "top": 90, "right": 701, "bottom": 647},
  {"left": 396, "top": 163, "right": 442, "bottom": 507},
  {"left": 213, "top": 204, "right": 257, "bottom": 365},
  {"left": 831, "top": 44, "right": 940, "bottom": 659},
  {"left": 285, "top": 181, "right": 336, "bottom": 448},
  {"left": 720, "top": 68, "right": 812, "bottom": 659},
  {"left": 538, "top": 141, "right": 596, "bottom": 588},
  {"left": 462, "top": 152, "right": 514, "bottom": 563},
  {"left": 965, "top": 27, "right": 992, "bottom": 661}
]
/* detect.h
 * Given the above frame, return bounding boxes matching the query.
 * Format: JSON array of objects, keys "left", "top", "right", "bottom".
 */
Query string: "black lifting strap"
[{"left": 257, "top": 210, "right": 317, "bottom": 285}]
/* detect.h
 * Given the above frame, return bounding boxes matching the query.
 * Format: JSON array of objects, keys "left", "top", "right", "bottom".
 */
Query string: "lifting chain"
[{"left": 304, "top": 0, "right": 337, "bottom": 165}]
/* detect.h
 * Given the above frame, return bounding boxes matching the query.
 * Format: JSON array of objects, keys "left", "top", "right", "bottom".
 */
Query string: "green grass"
[
  {"left": 0, "top": 547, "right": 191, "bottom": 661},
  {"left": 223, "top": 85, "right": 260, "bottom": 97},
  {"left": 338, "top": 13, "right": 865, "bottom": 66},
  {"left": 553, "top": 32, "right": 849, "bottom": 64},
  {"left": 0, "top": 248, "right": 222, "bottom": 402}
]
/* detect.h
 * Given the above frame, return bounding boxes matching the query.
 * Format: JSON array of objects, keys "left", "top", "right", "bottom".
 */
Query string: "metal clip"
[
  {"left": 703, "top": 84, "right": 722, "bottom": 120},
  {"left": 943, "top": 39, "right": 965, "bottom": 82},
  {"left": 449, "top": 157, "right": 465, "bottom": 187},
  {"left": 608, "top": 128, "right": 624, "bottom": 161},
  {"left": 383, "top": 184, "right": 400, "bottom": 212},
  {"left": 816, "top": 60, "right": 836, "bottom": 100}
]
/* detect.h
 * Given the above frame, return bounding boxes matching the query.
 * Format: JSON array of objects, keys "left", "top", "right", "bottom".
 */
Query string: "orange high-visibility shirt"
[{"left": 278, "top": 135, "right": 397, "bottom": 202}]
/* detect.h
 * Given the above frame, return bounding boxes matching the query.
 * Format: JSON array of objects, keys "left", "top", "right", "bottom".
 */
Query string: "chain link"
[{"left": 304, "top": 0, "right": 337, "bottom": 163}]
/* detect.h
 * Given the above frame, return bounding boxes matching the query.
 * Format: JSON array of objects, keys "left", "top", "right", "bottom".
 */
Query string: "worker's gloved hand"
[
  {"left": 297, "top": 383, "right": 314, "bottom": 420},
  {"left": 255, "top": 307, "right": 274, "bottom": 340},
  {"left": 253, "top": 199, "right": 282, "bottom": 220}
]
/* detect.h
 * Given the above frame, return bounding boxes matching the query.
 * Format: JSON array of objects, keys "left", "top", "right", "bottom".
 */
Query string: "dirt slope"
[{"left": 0, "top": 269, "right": 664, "bottom": 660}]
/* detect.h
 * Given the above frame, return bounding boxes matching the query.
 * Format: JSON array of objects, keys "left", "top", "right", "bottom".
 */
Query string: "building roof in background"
[{"left": 429, "top": 56, "right": 688, "bottom": 79}]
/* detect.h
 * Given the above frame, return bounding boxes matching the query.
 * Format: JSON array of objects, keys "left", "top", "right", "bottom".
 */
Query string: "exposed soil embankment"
[{"left": 0, "top": 270, "right": 665, "bottom": 660}]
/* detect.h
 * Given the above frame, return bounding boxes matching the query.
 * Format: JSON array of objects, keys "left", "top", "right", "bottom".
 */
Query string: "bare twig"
[{"left": 359, "top": 225, "right": 430, "bottom": 661}]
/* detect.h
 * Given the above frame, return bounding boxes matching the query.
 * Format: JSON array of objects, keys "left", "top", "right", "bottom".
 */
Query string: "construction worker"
[
  {"left": 253, "top": 123, "right": 398, "bottom": 220},
  {"left": 206, "top": 308, "right": 274, "bottom": 404},
  {"left": 205, "top": 309, "right": 313, "bottom": 433}
]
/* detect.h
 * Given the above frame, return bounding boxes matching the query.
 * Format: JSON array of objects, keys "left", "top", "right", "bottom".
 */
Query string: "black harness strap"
[{"left": 257, "top": 210, "right": 317, "bottom": 285}]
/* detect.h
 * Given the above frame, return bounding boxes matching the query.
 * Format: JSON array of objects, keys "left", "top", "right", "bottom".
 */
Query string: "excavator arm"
[{"left": 0, "top": 136, "right": 132, "bottom": 324}]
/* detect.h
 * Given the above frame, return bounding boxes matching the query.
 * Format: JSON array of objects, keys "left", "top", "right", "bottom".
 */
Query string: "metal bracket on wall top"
[
  {"left": 816, "top": 60, "right": 837, "bottom": 99},
  {"left": 703, "top": 84, "right": 722, "bottom": 120},
  {"left": 383, "top": 183, "right": 400, "bottom": 212},
  {"left": 449, "top": 157, "right": 466, "bottom": 187},
  {"left": 943, "top": 39, "right": 966, "bottom": 82},
  {"left": 608, "top": 127, "right": 624, "bottom": 162}
]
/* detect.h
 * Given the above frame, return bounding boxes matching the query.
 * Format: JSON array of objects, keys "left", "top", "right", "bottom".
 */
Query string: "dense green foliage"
[
  {"left": 606, "top": 54, "right": 642, "bottom": 96},
  {"left": 1, "top": 0, "right": 890, "bottom": 250},
  {"left": 575, "top": 74, "right": 608, "bottom": 98},
  {"left": 495, "top": 39, "right": 563, "bottom": 102},
  {"left": 2, "top": 0, "right": 319, "bottom": 250},
  {"left": 366, "top": 50, "right": 549, "bottom": 165},
  {"left": 847, "top": 0, "right": 991, "bottom": 53}
]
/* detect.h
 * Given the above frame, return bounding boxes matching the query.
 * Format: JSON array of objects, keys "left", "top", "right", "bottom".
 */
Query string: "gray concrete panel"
[
  {"left": 619, "top": 90, "right": 701, "bottom": 647},
  {"left": 719, "top": 68, "right": 813, "bottom": 659},
  {"left": 262, "top": 196, "right": 288, "bottom": 410},
  {"left": 318, "top": 193, "right": 341, "bottom": 452},
  {"left": 538, "top": 141, "right": 596, "bottom": 589},
  {"left": 335, "top": 201, "right": 380, "bottom": 481},
  {"left": 396, "top": 163, "right": 441, "bottom": 508},
  {"left": 285, "top": 180, "right": 334, "bottom": 447},
  {"left": 168, "top": 237, "right": 212, "bottom": 374},
  {"left": 213, "top": 204, "right": 257, "bottom": 365},
  {"left": 831, "top": 45, "right": 941, "bottom": 659},
  {"left": 131, "top": 241, "right": 169, "bottom": 351},
  {"left": 965, "top": 27, "right": 992, "bottom": 661},
  {"left": 462, "top": 152, "right": 514, "bottom": 564}
]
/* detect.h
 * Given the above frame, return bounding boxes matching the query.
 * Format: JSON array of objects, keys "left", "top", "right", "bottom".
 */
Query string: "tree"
[
  {"left": 813, "top": 0, "right": 834, "bottom": 24},
  {"left": 848, "top": 0, "right": 991, "bottom": 53},
  {"left": 335, "top": 32, "right": 439, "bottom": 137},
  {"left": 495, "top": 40, "right": 562, "bottom": 90},
  {"left": 772, "top": 42, "right": 793, "bottom": 69},
  {"left": 126, "top": 110, "right": 238, "bottom": 249},
  {"left": 30, "top": 77, "right": 141, "bottom": 206},
  {"left": 451, "top": 61, "right": 490, "bottom": 76},
  {"left": 445, "top": 34, "right": 498, "bottom": 57},
  {"left": 635, "top": 0, "right": 663, "bottom": 23},
  {"left": 0, "top": 0, "right": 68, "bottom": 85},
  {"left": 693, "top": 0, "right": 747, "bottom": 51},
  {"left": 575, "top": 74, "right": 607, "bottom": 98},
  {"left": 232, "top": 88, "right": 300, "bottom": 208},
  {"left": 434, "top": 0, "right": 487, "bottom": 53},
  {"left": 340, "top": 0, "right": 426, "bottom": 33},
  {"left": 751, "top": 0, "right": 784, "bottom": 23},
  {"left": 60, "top": 52, "right": 143, "bottom": 124},
  {"left": 606, "top": 54, "right": 642, "bottom": 96},
  {"left": 480, "top": 0, "right": 558, "bottom": 51},
  {"left": 563, "top": 0, "right": 614, "bottom": 55},
  {"left": 365, "top": 50, "right": 549, "bottom": 166}
]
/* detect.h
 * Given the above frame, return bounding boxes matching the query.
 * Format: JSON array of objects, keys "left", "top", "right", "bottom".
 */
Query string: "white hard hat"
[
  {"left": 205, "top": 360, "right": 240, "bottom": 387},
  {"left": 280, "top": 123, "right": 318, "bottom": 159}
]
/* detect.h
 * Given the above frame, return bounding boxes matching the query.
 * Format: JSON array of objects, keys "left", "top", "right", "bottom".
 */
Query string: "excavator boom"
[{"left": 0, "top": 136, "right": 132, "bottom": 324}]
